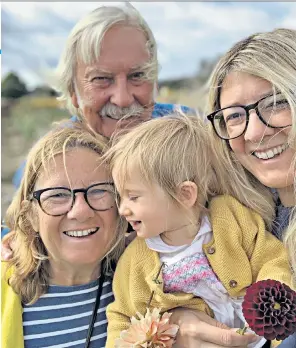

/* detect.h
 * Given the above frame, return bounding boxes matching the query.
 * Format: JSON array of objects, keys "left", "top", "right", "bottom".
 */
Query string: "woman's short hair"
[
  {"left": 205, "top": 28, "right": 296, "bottom": 227},
  {"left": 55, "top": 3, "right": 158, "bottom": 116},
  {"left": 4, "top": 122, "right": 127, "bottom": 304}
]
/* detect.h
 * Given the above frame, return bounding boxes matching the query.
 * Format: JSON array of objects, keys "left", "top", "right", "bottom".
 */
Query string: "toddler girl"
[{"left": 105, "top": 115, "right": 292, "bottom": 348}]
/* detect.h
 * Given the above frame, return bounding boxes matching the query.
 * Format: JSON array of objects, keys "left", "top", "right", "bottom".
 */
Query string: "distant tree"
[
  {"left": 158, "top": 78, "right": 191, "bottom": 90},
  {"left": 32, "top": 85, "right": 59, "bottom": 97},
  {"left": 196, "top": 56, "right": 220, "bottom": 84},
  {"left": 1, "top": 72, "right": 28, "bottom": 99}
]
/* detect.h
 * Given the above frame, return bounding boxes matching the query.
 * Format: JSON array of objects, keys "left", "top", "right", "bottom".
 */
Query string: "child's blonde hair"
[
  {"left": 4, "top": 122, "right": 127, "bottom": 304},
  {"left": 105, "top": 114, "right": 222, "bottom": 216}
]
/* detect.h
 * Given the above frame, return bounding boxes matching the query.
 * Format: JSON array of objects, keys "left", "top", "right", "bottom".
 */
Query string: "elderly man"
[
  {"left": 55, "top": 3, "right": 191, "bottom": 138},
  {"left": 2, "top": 3, "right": 257, "bottom": 348}
]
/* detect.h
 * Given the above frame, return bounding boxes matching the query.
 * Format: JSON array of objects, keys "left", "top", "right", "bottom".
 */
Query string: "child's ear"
[{"left": 177, "top": 181, "right": 198, "bottom": 208}]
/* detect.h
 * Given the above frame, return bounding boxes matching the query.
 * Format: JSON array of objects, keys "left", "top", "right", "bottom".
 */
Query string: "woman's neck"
[
  {"left": 277, "top": 185, "right": 295, "bottom": 207},
  {"left": 49, "top": 260, "right": 101, "bottom": 286}
]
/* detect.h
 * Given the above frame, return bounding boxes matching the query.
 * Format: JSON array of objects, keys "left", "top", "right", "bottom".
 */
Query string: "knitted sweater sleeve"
[
  {"left": 241, "top": 204, "right": 293, "bottom": 288},
  {"left": 208, "top": 195, "right": 294, "bottom": 296},
  {"left": 105, "top": 240, "right": 137, "bottom": 348}
]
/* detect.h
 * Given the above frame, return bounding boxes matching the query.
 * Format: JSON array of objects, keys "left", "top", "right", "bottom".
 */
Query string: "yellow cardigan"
[
  {"left": 106, "top": 195, "right": 293, "bottom": 348},
  {"left": 1, "top": 263, "right": 24, "bottom": 348}
]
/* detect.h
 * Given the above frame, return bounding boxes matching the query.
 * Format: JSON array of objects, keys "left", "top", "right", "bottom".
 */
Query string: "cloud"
[
  {"left": 1, "top": 2, "right": 295, "bottom": 88},
  {"left": 278, "top": 3, "right": 296, "bottom": 29}
]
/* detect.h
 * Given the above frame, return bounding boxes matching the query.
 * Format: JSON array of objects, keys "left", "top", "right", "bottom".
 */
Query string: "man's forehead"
[
  {"left": 83, "top": 62, "right": 150, "bottom": 75},
  {"left": 75, "top": 25, "right": 151, "bottom": 76}
]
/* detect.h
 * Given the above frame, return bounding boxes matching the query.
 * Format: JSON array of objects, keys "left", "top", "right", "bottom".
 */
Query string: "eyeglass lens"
[
  {"left": 39, "top": 184, "right": 115, "bottom": 215},
  {"left": 213, "top": 94, "right": 291, "bottom": 139}
]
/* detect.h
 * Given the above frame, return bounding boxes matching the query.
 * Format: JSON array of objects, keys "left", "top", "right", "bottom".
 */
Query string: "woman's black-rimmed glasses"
[
  {"left": 31, "top": 182, "right": 116, "bottom": 216},
  {"left": 207, "top": 93, "right": 292, "bottom": 140}
]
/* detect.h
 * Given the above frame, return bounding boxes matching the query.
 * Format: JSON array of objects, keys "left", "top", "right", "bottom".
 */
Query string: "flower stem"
[{"left": 236, "top": 325, "right": 248, "bottom": 335}]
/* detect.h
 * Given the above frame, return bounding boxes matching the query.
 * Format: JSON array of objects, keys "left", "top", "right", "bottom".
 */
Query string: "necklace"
[{"left": 84, "top": 265, "right": 106, "bottom": 348}]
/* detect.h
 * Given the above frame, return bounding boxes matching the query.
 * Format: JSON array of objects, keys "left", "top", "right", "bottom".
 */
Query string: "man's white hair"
[{"left": 55, "top": 2, "right": 158, "bottom": 116}]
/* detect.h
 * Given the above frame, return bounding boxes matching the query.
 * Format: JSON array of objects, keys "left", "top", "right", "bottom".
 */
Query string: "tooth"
[
  {"left": 65, "top": 228, "right": 98, "bottom": 237},
  {"left": 261, "top": 153, "right": 268, "bottom": 159},
  {"left": 273, "top": 148, "right": 279, "bottom": 155},
  {"left": 267, "top": 150, "right": 274, "bottom": 158}
]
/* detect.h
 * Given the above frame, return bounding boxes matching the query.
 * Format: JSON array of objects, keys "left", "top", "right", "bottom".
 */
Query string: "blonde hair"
[
  {"left": 205, "top": 28, "right": 296, "bottom": 228},
  {"left": 104, "top": 114, "right": 224, "bottom": 218},
  {"left": 55, "top": 2, "right": 158, "bottom": 117},
  {"left": 4, "top": 122, "right": 127, "bottom": 304}
]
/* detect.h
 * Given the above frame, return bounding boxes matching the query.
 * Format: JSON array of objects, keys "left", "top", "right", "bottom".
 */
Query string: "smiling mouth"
[
  {"left": 252, "top": 143, "right": 289, "bottom": 160},
  {"left": 63, "top": 227, "right": 99, "bottom": 238},
  {"left": 129, "top": 221, "right": 142, "bottom": 230}
]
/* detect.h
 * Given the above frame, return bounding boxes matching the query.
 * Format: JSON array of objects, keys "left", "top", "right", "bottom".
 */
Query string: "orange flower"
[{"left": 115, "top": 308, "right": 179, "bottom": 348}]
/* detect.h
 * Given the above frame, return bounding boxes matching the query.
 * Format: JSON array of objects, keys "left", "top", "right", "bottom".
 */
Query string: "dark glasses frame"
[
  {"left": 30, "top": 182, "right": 115, "bottom": 216},
  {"left": 207, "top": 93, "right": 291, "bottom": 140}
]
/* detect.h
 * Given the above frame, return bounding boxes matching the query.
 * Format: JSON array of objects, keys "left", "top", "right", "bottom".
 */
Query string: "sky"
[{"left": 2, "top": 1, "right": 296, "bottom": 89}]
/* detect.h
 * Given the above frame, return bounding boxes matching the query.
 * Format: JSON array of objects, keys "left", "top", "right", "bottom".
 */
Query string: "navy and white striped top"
[{"left": 22, "top": 277, "right": 114, "bottom": 348}]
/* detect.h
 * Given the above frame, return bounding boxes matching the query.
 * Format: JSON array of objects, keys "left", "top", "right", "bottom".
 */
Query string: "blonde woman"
[
  {"left": 205, "top": 28, "right": 296, "bottom": 240},
  {"left": 103, "top": 115, "right": 292, "bottom": 348},
  {"left": 205, "top": 27, "right": 296, "bottom": 348},
  {"left": 1, "top": 123, "right": 127, "bottom": 348}
]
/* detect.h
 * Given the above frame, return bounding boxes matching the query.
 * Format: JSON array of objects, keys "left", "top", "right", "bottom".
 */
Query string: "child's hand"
[{"left": 170, "top": 308, "right": 258, "bottom": 348}]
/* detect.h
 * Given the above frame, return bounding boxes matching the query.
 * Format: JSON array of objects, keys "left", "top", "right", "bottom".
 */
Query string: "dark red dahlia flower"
[{"left": 242, "top": 279, "right": 296, "bottom": 341}]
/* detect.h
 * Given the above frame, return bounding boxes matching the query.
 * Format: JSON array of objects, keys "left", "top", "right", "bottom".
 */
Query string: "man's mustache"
[{"left": 100, "top": 102, "right": 147, "bottom": 120}]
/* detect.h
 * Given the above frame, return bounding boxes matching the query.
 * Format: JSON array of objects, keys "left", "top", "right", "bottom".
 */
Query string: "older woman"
[{"left": 1, "top": 123, "right": 127, "bottom": 348}]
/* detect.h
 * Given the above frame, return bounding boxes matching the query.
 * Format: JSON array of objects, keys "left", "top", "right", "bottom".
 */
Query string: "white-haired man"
[
  {"left": 55, "top": 3, "right": 191, "bottom": 138},
  {"left": 2, "top": 4, "right": 257, "bottom": 348}
]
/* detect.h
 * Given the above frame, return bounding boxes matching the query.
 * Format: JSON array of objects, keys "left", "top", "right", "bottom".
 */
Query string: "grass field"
[{"left": 2, "top": 96, "right": 70, "bottom": 214}]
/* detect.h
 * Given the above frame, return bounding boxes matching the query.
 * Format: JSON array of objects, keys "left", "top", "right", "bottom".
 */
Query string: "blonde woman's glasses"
[{"left": 207, "top": 93, "right": 292, "bottom": 140}]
